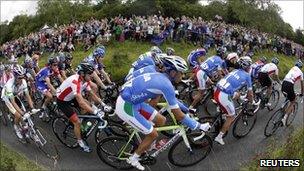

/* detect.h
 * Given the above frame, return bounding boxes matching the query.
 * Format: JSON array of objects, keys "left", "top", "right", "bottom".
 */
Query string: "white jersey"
[
  {"left": 260, "top": 63, "right": 279, "bottom": 76},
  {"left": 1, "top": 77, "right": 28, "bottom": 99},
  {"left": 56, "top": 74, "right": 91, "bottom": 101},
  {"left": 283, "top": 66, "right": 304, "bottom": 84}
]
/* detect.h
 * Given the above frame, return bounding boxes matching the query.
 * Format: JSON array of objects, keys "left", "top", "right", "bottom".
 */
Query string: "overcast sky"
[{"left": 0, "top": 0, "right": 303, "bottom": 30}]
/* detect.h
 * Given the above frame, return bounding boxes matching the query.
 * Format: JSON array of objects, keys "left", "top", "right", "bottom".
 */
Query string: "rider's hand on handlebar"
[{"left": 103, "top": 105, "right": 112, "bottom": 113}]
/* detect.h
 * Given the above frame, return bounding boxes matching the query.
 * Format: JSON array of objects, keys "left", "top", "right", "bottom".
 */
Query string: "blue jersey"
[
  {"left": 217, "top": 69, "right": 252, "bottom": 96},
  {"left": 200, "top": 55, "right": 226, "bottom": 76},
  {"left": 125, "top": 65, "right": 156, "bottom": 81},
  {"left": 131, "top": 52, "right": 155, "bottom": 71},
  {"left": 251, "top": 61, "right": 265, "bottom": 78},
  {"left": 121, "top": 72, "right": 179, "bottom": 109},
  {"left": 35, "top": 67, "right": 58, "bottom": 87},
  {"left": 83, "top": 55, "right": 104, "bottom": 70}
]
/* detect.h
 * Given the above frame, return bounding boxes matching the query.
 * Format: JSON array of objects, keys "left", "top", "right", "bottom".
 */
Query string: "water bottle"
[{"left": 82, "top": 121, "right": 92, "bottom": 133}]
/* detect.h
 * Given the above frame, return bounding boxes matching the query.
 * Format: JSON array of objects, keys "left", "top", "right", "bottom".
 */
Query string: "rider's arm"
[
  {"left": 60, "top": 70, "right": 68, "bottom": 80},
  {"left": 100, "top": 69, "right": 112, "bottom": 84},
  {"left": 24, "top": 89, "right": 34, "bottom": 109},
  {"left": 45, "top": 77, "right": 56, "bottom": 95},
  {"left": 9, "top": 97, "right": 24, "bottom": 115},
  {"left": 92, "top": 71, "right": 106, "bottom": 89},
  {"left": 75, "top": 93, "right": 94, "bottom": 114}
]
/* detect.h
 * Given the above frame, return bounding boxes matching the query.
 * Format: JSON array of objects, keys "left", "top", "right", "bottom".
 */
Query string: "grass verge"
[
  {"left": 243, "top": 128, "right": 304, "bottom": 171},
  {"left": 0, "top": 141, "right": 45, "bottom": 171}
]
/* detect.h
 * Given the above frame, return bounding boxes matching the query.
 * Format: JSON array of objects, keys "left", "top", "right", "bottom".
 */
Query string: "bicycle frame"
[{"left": 78, "top": 114, "right": 107, "bottom": 138}]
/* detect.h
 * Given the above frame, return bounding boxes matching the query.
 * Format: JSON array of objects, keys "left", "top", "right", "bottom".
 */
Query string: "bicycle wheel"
[
  {"left": 286, "top": 102, "right": 298, "bottom": 126},
  {"left": 160, "top": 111, "right": 179, "bottom": 138},
  {"left": 264, "top": 109, "right": 284, "bottom": 137},
  {"left": 267, "top": 90, "right": 280, "bottom": 111},
  {"left": 52, "top": 117, "right": 78, "bottom": 148},
  {"left": 32, "top": 126, "right": 59, "bottom": 160},
  {"left": 96, "top": 136, "right": 137, "bottom": 170},
  {"left": 204, "top": 96, "right": 218, "bottom": 117},
  {"left": 95, "top": 122, "right": 130, "bottom": 143},
  {"left": 232, "top": 110, "right": 257, "bottom": 138},
  {"left": 168, "top": 132, "right": 212, "bottom": 167}
]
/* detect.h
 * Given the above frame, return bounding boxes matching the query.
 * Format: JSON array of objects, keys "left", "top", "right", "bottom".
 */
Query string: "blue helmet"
[
  {"left": 271, "top": 57, "right": 279, "bottom": 65},
  {"left": 187, "top": 48, "right": 206, "bottom": 67},
  {"left": 295, "top": 60, "right": 303, "bottom": 68},
  {"left": 93, "top": 47, "right": 106, "bottom": 58}
]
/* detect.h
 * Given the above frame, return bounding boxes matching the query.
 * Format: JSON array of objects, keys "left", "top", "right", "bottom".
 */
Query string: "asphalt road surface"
[{"left": 1, "top": 86, "right": 303, "bottom": 171}]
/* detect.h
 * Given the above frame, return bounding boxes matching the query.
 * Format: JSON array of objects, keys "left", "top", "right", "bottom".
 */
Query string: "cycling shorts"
[
  {"left": 258, "top": 72, "right": 272, "bottom": 87},
  {"left": 36, "top": 82, "right": 49, "bottom": 94},
  {"left": 214, "top": 88, "right": 235, "bottom": 116},
  {"left": 281, "top": 81, "right": 295, "bottom": 101},
  {"left": 195, "top": 70, "right": 208, "bottom": 90},
  {"left": 57, "top": 98, "right": 80, "bottom": 119},
  {"left": 115, "top": 96, "right": 157, "bottom": 135}
]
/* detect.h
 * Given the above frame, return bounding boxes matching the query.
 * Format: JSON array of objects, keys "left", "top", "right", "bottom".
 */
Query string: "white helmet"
[
  {"left": 227, "top": 52, "right": 239, "bottom": 61},
  {"left": 162, "top": 55, "right": 188, "bottom": 73},
  {"left": 13, "top": 65, "right": 25, "bottom": 77},
  {"left": 150, "top": 46, "right": 162, "bottom": 54}
]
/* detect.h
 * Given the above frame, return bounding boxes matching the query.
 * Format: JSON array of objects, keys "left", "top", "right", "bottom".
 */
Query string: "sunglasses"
[{"left": 52, "top": 64, "right": 58, "bottom": 67}]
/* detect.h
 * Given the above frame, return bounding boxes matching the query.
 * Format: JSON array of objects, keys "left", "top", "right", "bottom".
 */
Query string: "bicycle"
[
  {"left": 96, "top": 103, "right": 212, "bottom": 170},
  {"left": 200, "top": 98, "right": 260, "bottom": 139},
  {"left": 52, "top": 106, "right": 129, "bottom": 149},
  {"left": 254, "top": 81, "right": 280, "bottom": 111},
  {"left": 264, "top": 93, "right": 303, "bottom": 137},
  {"left": 19, "top": 108, "right": 59, "bottom": 160}
]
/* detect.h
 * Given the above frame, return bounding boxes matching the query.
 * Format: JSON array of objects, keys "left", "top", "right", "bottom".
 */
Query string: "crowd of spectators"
[{"left": 1, "top": 15, "right": 303, "bottom": 61}]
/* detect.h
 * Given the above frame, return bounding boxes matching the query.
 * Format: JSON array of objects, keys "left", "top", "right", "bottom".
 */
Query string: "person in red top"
[{"left": 56, "top": 62, "right": 111, "bottom": 153}]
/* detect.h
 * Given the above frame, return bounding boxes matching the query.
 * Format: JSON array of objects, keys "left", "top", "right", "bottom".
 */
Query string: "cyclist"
[
  {"left": 225, "top": 52, "right": 239, "bottom": 71},
  {"left": 58, "top": 52, "right": 75, "bottom": 80},
  {"left": 281, "top": 60, "right": 304, "bottom": 126},
  {"left": 32, "top": 51, "right": 41, "bottom": 73},
  {"left": 257, "top": 57, "right": 280, "bottom": 106},
  {"left": 213, "top": 57, "right": 256, "bottom": 145},
  {"left": 1, "top": 65, "right": 36, "bottom": 140},
  {"left": 83, "top": 46, "right": 113, "bottom": 91},
  {"left": 166, "top": 47, "right": 175, "bottom": 56},
  {"left": 36, "top": 56, "right": 63, "bottom": 118},
  {"left": 250, "top": 56, "right": 267, "bottom": 81},
  {"left": 56, "top": 62, "right": 111, "bottom": 152},
  {"left": 127, "top": 46, "right": 163, "bottom": 75},
  {"left": 189, "top": 48, "right": 227, "bottom": 109},
  {"left": 22, "top": 56, "right": 36, "bottom": 81},
  {"left": 116, "top": 56, "right": 210, "bottom": 170}
]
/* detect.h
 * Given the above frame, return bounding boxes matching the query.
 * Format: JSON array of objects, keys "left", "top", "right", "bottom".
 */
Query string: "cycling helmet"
[
  {"left": 152, "top": 53, "right": 163, "bottom": 66},
  {"left": 216, "top": 46, "right": 227, "bottom": 58},
  {"left": 187, "top": 48, "right": 206, "bottom": 67},
  {"left": 238, "top": 56, "right": 252, "bottom": 70},
  {"left": 259, "top": 56, "right": 267, "bottom": 63},
  {"left": 226, "top": 52, "right": 239, "bottom": 61},
  {"left": 295, "top": 60, "right": 303, "bottom": 68},
  {"left": 166, "top": 47, "right": 175, "bottom": 56},
  {"left": 271, "top": 57, "right": 279, "bottom": 65},
  {"left": 24, "top": 56, "right": 33, "bottom": 64},
  {"left": 47, "top": 55, "right": 59, "bottom": 65},
  {"left": 93, "top": 47, "right": 106, "bottom": 58},
  {"left": 58, "top": 52, "right": 66, "bottom": 62},
  {"left": 162, "top": 55, "right": 188, "bottom": 73},
  {"left": 0, "top": 64, "right": 5, "bottom": 71},
  {"left": 13, "top": 65, "right": 25, "bottom": 77},
  {"left": 77, "top": 62, "right": 94, "bottom": 75},
  {"left": 65, "top": 53, "right": 73, "bottom": 60},
  {"left": 150, "top": 46, "right": 162, "bottom": 54}
]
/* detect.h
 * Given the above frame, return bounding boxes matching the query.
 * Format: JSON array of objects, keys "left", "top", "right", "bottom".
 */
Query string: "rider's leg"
[{"left": 42, "top": 91, "right": 53, "bottom": 110}]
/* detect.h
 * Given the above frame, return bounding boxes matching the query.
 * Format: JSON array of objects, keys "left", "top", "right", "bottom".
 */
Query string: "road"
[{"left": 1, "top": 86, "right": 303, "bottom": 171}]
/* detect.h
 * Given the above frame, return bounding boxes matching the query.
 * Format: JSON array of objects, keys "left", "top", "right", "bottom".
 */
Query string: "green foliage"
[{"left": 0, "top": 142, "right": 44, "bottom": 171}]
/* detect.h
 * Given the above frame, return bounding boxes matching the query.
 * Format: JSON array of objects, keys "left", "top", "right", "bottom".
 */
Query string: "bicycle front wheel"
[
  {"left": 168, "top": 132, "right": 212, "bottom": 167},
  {"left": 95, "top": 122, "right": 130, "bottom": 143},
  {"left": 264, "top": 109, "right": 284, "bottom": 137},
  {"left": 267, "top": 90, "right": 280, "bottom": 111},
  {"left": 52, "top": 117, "right": 78, "bottom": 148},
  {"left": 232, "top": 111, "right": 257, "bottom": 138},
  {"left": 96, "top": 136, "right": 137, "bottom": 170},
  {"left": 286, "top": 102, "right": 298, "bottom": 126},
  {"left": 32, "top": 126, "right": 59, "bottom": 160}
]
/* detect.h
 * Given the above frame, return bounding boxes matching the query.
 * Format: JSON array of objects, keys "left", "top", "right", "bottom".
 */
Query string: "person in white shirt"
[{"left": 281, "top": 60, "right": 304, "bottom": 126}]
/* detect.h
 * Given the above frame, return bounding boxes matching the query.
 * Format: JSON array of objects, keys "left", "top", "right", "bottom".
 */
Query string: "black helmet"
[
  {"left": 48, "top": 55, "right": 58, "bottom": 65},
  {"left": 216, "top": 46, "right": 227, "bottom": 58},
  {"left": 65, "top": 53, "right": 73, "bottom": 60},
  {"left": 77, "top": 62, "right": 94, "bottom": 75}
]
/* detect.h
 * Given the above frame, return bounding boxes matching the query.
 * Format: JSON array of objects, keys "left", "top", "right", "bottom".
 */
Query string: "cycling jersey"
[
  {"left": 200, "top": 55, "right": 226, "bottom": 77},
  {"left": 283, "top": 66, "right": 304, "bottom": 84},
  {"left": 56, "top": 74, "right": 91, "bottom": 101},
  {"left": 121, "top": 72, "right": 179, "bottom": 109},
  {"left": 0, "top": 72, "right": 13, "bottom": 88},
  {"left": 35, "top": 67, "right": 59, "bottom": 93},
  {"left": 125, "top": 65, "right": 156, "bottom": 81},
  {"left": 216, "top": 69, "right": 252, "bottom": 96},
  {"left": 131, "top": 52, "right": 155, "bottom": 71},
  {"left": 83, "top": 55, "right": 104, "bottom": 70},
  {"left": 250, "top": 61, "right": 265, "bottom": 78},
  {"left": 260, "top": 63, "right": 279, "bottom": 76}
]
